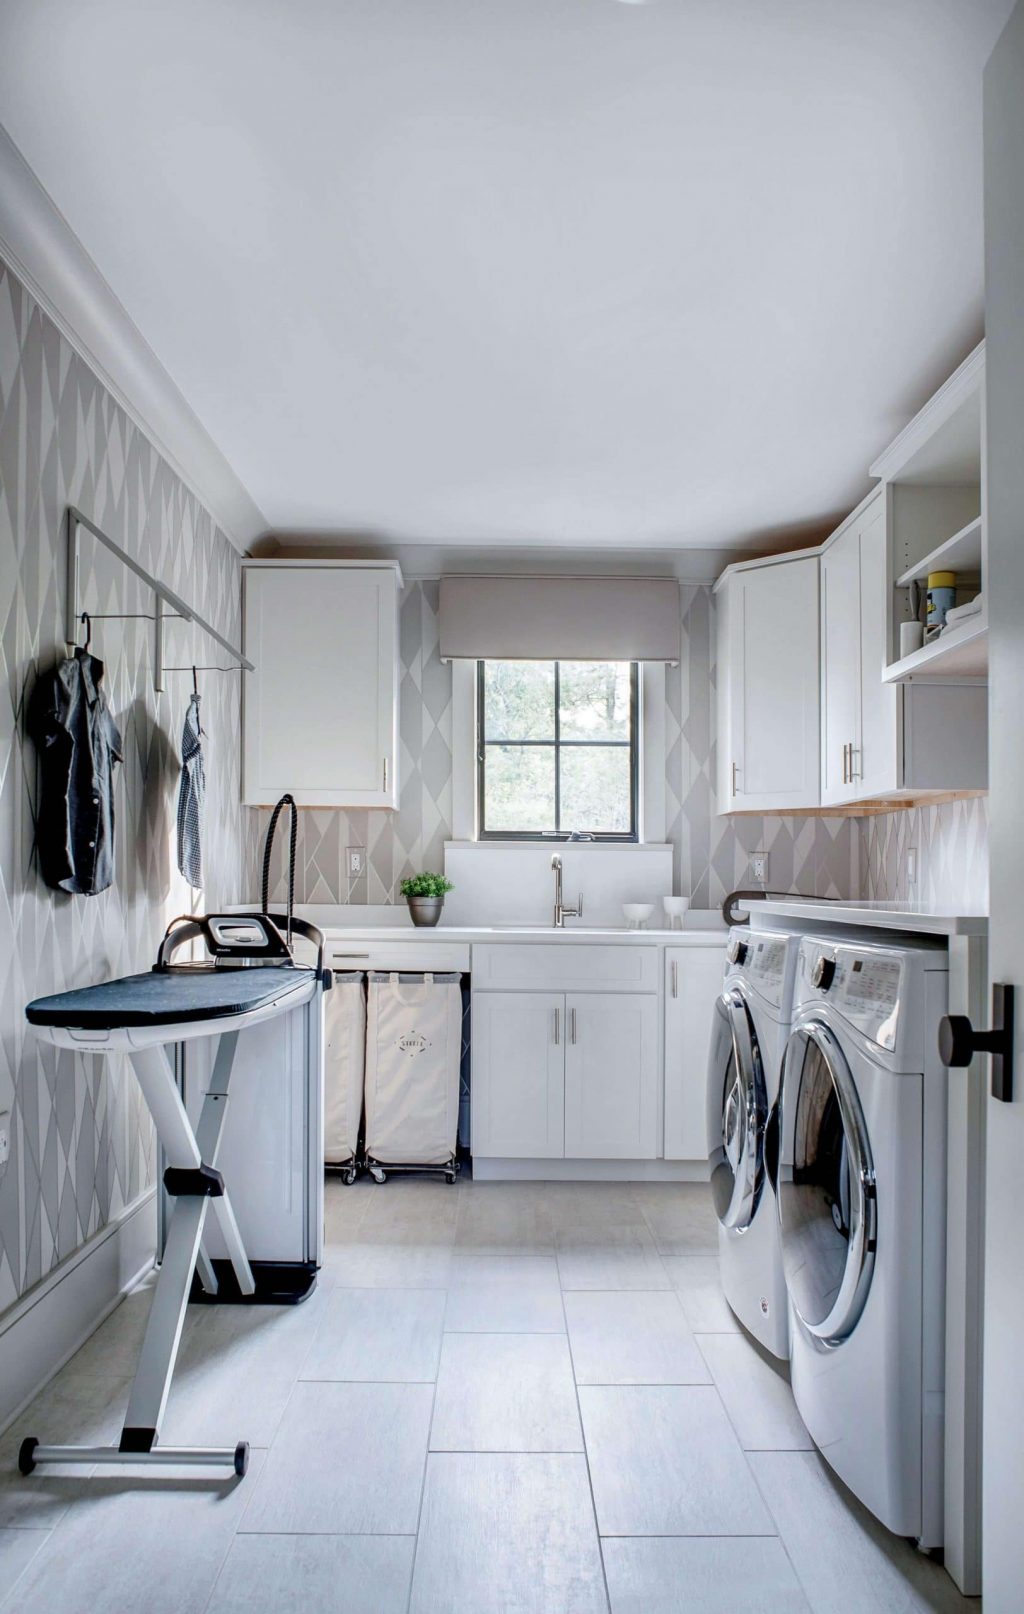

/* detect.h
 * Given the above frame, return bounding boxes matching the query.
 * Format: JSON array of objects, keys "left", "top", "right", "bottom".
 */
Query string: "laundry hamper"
[
  {"left": 364, "top": 971, "right": 462, "bottom": 1183},
  {"left": 323, "top": 970, "right": 366, "bottom": 1182}
]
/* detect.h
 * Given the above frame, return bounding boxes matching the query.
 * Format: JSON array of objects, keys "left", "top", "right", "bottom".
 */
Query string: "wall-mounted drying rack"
[{"left": 66, "top": 506, "right": 253, "bottom": 693}]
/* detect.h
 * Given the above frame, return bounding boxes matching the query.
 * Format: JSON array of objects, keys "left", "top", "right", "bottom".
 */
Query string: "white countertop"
[
  {"left": 237, "top": 903, "right": 727, "bottom": 946},
  {"left": 747, "top": 897, "right": 988, "bottom": 938}
]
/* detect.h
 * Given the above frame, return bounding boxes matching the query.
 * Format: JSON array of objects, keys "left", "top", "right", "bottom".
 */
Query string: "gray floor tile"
[
  {"left": 300, "top": 1287, "right": 445, "bottom": 1381},
  {"left": 750, "top": 1451, "right": 973, "bottom": 1613},
  {"left": 632, "top": 1184, "right": 720, "bottom": 1255},
  {"left": 0, "top": 1529, "right": 46, "bottom": 1603},
  {"left": 579, "top": 1385, "right": 775, "bottom": 1535},
  {"left": 430, "top": 1332, "right": 583, "bottom": 1452},
  {"left": 661, "top": 1255, "right": 740, "bottom": 1332},
  {"left": 0, "top": 1378, "right": 130, "bottom": 1530},
  {"left": 321, "top": 1240, "right": 453, "bottom": 1289},
  {"left": 696, "top": 1332, "right": 810, "bottom": 1450},
  {"left": 410, "top": 1452, "right": 608, "bottom": 1614},
  {"left": 357, "top": 1179, "right": 459, "bottom": 1245},
  {"left": 454, "top": 1185, "right": 556, "bottom": 1254},
  {"left": 323, "top": 1179, "right": 372, "bottom": 1241},
  {"left": 565, "top": 1290, "right": 712, "bottom": 1385},
  {"left": 2, "top": 1450, "right": 266, "bottom": 1614},
  {"left": 557, "top": 1243, "right": 671, "bottom": 1291},
  {"left": 445, "top": 1254, "right": 564, "bottom": 1333},
  {"left": 547, "top": 1184, "right": 651, "bottom": 1248},
  {"left": 603, "top": 1535, "right": 811, "bottom": 1613},
  {"left": 205, "top": 1532, "right": 416, "bottom": 1613},
  {"left": 241, "top": 1382, "right": 432, "bottom": 1535}
]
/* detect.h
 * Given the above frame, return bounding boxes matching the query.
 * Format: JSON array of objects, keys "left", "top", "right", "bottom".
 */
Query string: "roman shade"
[{"left": 438, "top": 576, "right": 680, "bottom": 662}]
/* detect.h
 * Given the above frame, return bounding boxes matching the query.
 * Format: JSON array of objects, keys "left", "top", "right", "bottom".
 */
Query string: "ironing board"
[{"left": 21, "top": 915, "right": 324, "bottom": 1478}]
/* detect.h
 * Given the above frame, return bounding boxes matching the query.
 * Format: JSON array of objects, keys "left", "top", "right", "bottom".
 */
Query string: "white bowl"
[
  {"left": 622, "top": 903, "right": 655, "bottom": 929},
  {"left": 662, "top": 896, "right": 690, "bottom": 917}
]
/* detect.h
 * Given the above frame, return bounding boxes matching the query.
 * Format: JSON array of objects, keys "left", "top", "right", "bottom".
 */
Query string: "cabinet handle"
[
  {"left": 553, "top": 1007, "right": 560, "bottom": 1046},
  {"left": 382, "top": 757, "right": 388, "bottom": 792},
  {"left": 731, "top": 761, "right": 739, "bottom": 796},
  {"left": 570, "top": 1007, "right": 577, "bottom": 1045},
  {"left": 849, "top": 743, "right": 859, "bottom": 781},
  {"left": 671, "top": 960, "right": 678, "bottom": 999},
  {"left": 841, "top": 742, "right": 849, "bottom": 785}
]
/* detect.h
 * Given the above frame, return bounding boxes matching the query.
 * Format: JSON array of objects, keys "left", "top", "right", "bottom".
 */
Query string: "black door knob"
[{"left": 938, "top": 984, "right": 1015, "bottom": 1103}]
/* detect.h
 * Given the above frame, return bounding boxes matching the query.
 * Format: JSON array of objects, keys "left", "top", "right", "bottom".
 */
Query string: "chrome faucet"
[{"left": 551, "top": 853, "right": 583, "bottom": 928}]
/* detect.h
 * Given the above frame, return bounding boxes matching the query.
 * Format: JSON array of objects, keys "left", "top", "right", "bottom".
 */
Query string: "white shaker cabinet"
[
  {"left": 715, "top": 554, "right": 820, "bottom": 812},
  {"left": 242, "top": 560, "right": 401, "bottom": 807},
  {"left": 663, "top": 947, "right": 723, "bottom": 1161},
  {"left": 471, "top": 991, "right": 565, "bottom": 1159},
  {"left": 563, "top": 994, "right": 658, "bottom": 1160}
]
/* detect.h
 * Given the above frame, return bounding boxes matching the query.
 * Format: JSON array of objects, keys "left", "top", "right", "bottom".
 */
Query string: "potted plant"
[{"left": 400, "top": 872, "right": 454, "bottom": 928}]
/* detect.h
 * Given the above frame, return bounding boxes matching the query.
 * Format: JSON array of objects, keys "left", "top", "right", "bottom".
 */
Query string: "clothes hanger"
[{"left": 78, "top": 612, "right": 92, "bottom": 653}]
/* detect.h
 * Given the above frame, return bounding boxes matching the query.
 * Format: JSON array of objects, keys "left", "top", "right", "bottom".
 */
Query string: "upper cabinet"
[
  {"left": 716, "top": 553, "right": 820, "bottom": 813},
  {"left": 242, "top": 561, "right": 401, "bottom": 807}
]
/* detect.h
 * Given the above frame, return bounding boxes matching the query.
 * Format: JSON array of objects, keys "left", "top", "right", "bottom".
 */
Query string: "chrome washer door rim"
[
  {"left": 709, "top": 988, "right": 768, "bottom": 1232},
  {"left": 776, "top": 1020, "right": 877, "bottom": 1347}
]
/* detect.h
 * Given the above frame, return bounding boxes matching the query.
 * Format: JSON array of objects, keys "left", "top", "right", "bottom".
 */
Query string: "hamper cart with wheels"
[
  {"left": 364, "top": 971, "right": 462, "bottom": 1183},
  {"left": 324, "top": 970, "right": 366, "bottom": 1181}
]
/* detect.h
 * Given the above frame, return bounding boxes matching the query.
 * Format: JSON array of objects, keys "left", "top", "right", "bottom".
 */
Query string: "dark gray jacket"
[{"left": 28, "top": 649, "right": 123, "bottom": 895}]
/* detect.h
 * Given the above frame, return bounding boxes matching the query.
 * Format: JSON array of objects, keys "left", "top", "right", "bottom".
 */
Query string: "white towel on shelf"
[{"left": 944, "top": 592, "right": 984, "bottom": 628}]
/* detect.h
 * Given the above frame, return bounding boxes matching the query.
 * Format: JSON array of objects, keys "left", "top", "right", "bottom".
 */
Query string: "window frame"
[{"left": 475, "top": 659, "right": 640, "bottom": 843}]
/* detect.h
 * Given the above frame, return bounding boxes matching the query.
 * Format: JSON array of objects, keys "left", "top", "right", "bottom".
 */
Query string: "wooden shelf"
[
  {"left": 882, "top": 609, "right": 988, "bottom": 683},
  {"left": 895, "top": 516, "right": 983, "bottom": 588}
]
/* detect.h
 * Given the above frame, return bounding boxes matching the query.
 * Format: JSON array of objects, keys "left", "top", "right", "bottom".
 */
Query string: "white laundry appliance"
[
  {"left": 773, "top": 932, "right": 949, "bottom": 1548},
  {"left": 706, "top": 926, "right": 800, "bottom": 1359}
]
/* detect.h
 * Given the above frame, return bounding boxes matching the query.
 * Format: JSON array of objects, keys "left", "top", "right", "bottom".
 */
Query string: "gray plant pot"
[{"left": 407, "top": 896, "right": 444, "bottom": 928}]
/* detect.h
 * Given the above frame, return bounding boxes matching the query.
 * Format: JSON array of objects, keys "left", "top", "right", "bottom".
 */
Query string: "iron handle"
[
  {"left": 671, "top": 960, "right": 678, "bottom": 999},
  {"left": 939, "top": 984, "right": 1015, "bottom": 1102}
]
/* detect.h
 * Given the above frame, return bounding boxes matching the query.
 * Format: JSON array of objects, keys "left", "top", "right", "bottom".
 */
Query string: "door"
[
  {"left": 471, "top": 992, "right": 564, "bottom": 1158},
  {"left": 707, "top": 988, "right": 770, "bottom": 1231},
  {"left": 982, "top": 13, "right": 1024, "bottom": 1604},
  {"left": 664, "top": 947, "right": 726, "bottom": 1159},
  {"left": 821, "top": 521, "right": 862, "bottom": 805},
  {"left": 243, "top": 565, "right": 398, "bottom": 807},
  {"left": 733, "top": 557, "right": 820, "bottom": 810},
  {"left": 774, "top": 1021, "right": 877, "bottom": 1346},
  {"left": 564, "top": 994, "right": 658, "bottom": 1159}
]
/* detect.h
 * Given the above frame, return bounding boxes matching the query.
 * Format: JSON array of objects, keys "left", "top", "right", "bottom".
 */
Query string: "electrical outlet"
[
  {"left": 0, "top": 1112, "right": 10, "bottom": 1170},
  {"left": 750, "top": 851, "right": 769, "bottom": 885},
  {"left": 346, "top": 846, "right": 366, "bottom": 878},
  {"left": 906, "top": 846, "right": 918, "bottom": 889}
]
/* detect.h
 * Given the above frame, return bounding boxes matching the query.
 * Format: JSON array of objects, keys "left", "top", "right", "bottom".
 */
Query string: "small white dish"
[
  {"left": 662, "top": 897, "right": 690, "bottom": 930},
  {"left": 622, "top": 903, "right": 655, "bottom": 930}
]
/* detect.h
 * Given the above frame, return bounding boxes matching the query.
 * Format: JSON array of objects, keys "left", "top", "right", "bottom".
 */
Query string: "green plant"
[{"left": 400, "top": 872, "right": 454, "bottom": 899}]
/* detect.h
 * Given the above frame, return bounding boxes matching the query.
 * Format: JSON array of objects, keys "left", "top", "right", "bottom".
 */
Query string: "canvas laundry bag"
[
  {"left": 323, "top": 971, "right": 366, "bottom": 1165},
  {"left": 364, "top": 972, "right": 462, "bottom": 1165}
]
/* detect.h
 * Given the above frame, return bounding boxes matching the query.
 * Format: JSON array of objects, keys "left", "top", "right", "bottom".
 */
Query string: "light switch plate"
[
  {"left": 347, "top": 846, "right": 366, "bottom": 878},
  {"left": 750, "top": 851, "right": 769, "bottom": 885},
  {"left": 0, "top": 1111, "right": 10, "bottom": 1170}
]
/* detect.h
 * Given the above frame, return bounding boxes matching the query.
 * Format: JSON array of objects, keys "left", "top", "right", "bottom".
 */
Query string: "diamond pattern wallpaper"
[
  {"left": 859, "top": 795, "right": 989, "bottom": 909},
  {"left": 0, "top": 255, "right": 255, "bottom": 1311}
]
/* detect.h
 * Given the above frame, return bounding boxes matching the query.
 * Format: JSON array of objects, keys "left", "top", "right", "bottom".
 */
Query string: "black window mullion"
[{"left": 553, "top": 661, "right": 562, "bottom": 835}]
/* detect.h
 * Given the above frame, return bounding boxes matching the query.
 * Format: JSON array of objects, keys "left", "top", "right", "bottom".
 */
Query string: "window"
[{"left": 477, "top": 660, "right": 638, "bottom": 840}]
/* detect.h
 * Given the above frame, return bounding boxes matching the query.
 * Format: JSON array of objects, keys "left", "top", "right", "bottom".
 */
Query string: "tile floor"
[{"left": 0, "top": 1179, "right": 971, "bottom": 1613}]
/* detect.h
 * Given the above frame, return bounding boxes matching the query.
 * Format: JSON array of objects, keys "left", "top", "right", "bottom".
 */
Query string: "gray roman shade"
[{"left": 438, "top": 576, "right": 680, "bottom": 662}]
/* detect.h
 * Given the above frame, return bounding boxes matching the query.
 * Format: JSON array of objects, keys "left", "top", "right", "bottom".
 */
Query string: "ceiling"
[{"left": 0, "top": 0, "right": 1013, "bottom": 554}]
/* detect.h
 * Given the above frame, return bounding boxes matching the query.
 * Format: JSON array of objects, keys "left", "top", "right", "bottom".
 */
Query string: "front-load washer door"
[
  {"left": 775, "top": 1021, "right": 877, "bottom": 1347},
  {"left": 708, "top": 988, "right": 768, "bottom": 1233}
]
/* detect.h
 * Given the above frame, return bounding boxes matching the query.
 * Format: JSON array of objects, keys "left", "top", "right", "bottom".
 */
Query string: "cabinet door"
[
  {"left": 243, "top": 565, "right": 398, "bottom": 807},
  {"left": 564, "top": 994, "right": 658, "bottom": 1160},
  {"left": 471, "top": 992, "right": 565, "bottom": 1158},
  {"left": 664, "top": 948, "right": 725, "bottom": 1160},
  {"left": 855, "top": 497, "right": 898, "bottom": 799},
  {"left": 820, "top": 523, "right": 862, "bottom": 805},
  {"left": 732, "top": 558, "right": 820, "bottom": 810}
]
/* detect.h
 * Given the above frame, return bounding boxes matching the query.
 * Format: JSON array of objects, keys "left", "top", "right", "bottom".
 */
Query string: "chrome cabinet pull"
[
  {"left": 849, "top": 744, "right": 859, "bottom": 781},
  {"left": 553, "top": 1007, "right": 560, "bottom": 1046},
  {"left": 731, "top": 760, "right": 739, "bottom": 796},
  {"left": 841, "top": 742, "right": 850, "bottom": 785},
  {"left": 570, "top": 1007, "right": 577, "bottom": 1045},
  {"left": 671, "top": 960, "right": 678, "bottom": 999},
  {"left": 382, "top": 757, "right": 388, "bottom": 791}
]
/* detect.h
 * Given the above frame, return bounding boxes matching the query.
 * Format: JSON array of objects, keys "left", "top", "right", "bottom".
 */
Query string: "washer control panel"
[
  {"left": 797, "top": 939, "right": 904, "bottom": 1049},
  {"left": 725, "top": 931, "right": 791, "bottom": 1012}
]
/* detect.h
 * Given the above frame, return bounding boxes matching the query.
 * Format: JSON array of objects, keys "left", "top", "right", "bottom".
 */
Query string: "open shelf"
[
  {"left": 882, "top": 608, "right": 988, "bottom": 683},
  {"left": 895, "top": 515, "right": 983, "bottom": 588}
]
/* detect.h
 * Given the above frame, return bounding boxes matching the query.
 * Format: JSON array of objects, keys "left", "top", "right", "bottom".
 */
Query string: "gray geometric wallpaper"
[
  {"left": 859, "top": 794, "right": 989, "bottom": 910},
  {"left": 0, "top": 254, "right": 255, "bottom": 1312}
]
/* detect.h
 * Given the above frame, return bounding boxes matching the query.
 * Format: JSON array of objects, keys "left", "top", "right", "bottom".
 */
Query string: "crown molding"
[{"left": 0, "top": 123, "right": 264, "bottom": 552}]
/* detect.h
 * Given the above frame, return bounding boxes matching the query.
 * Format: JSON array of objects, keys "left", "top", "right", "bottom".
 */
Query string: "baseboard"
[
  {"left": 0, "top": 1187, "right": 157, "bottom": 1436},
  {"left": 470, "top": 1158, "right": 711, "bottom": 1182}
]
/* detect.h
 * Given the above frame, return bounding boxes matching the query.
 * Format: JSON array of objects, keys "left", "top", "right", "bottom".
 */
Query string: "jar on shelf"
[{"left": 926, "top": 571, "right": 957, "bottom": 636}]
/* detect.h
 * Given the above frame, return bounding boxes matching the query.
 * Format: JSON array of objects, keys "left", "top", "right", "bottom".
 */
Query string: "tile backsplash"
[{"left": 859, "top": 795, "right": 989, "bottom": 910}]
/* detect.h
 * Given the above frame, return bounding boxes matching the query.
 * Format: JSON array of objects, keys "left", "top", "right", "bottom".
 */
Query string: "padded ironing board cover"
[
  {"left": 26, "top": 966, "right": 316, "bottom": 1029},
  {"left": 364, "top": 973, "right": 461, "bottom": 1165},
  {"left": 324, "top": 972, "right": 366, "bottom": 1164}
]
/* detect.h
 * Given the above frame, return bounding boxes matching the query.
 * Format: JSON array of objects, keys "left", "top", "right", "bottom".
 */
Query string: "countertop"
[
  {"left": 746, "top": 897, "right": 988, "bottom": 938},
  {"left": 233, "top": 904, "right": 728, "bottom": 947}
]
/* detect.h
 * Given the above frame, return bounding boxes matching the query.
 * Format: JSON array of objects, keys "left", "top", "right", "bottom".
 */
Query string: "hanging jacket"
[
  {"left": 28, "top": 649, "right": 123, "bottom": 895},
  {"left": 176, "top": 691, "right": 205, "bottom": 888}
]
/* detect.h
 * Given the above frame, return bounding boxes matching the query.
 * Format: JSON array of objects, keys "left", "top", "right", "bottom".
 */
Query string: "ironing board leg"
[
  {"left": 195, "top": 1032, "right": 255, "bottom": 1298},
  {"left": 119, "top": 1193, "right": 209, "bottom": 1447}
]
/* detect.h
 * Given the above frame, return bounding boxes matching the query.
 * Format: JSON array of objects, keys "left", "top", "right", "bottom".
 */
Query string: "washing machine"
[
  {"left": 706, "top": 926, "right": 800, "bottom": 1359},
  {"left": 773, "top": 932, "right": 949, "bottom": 1548}
]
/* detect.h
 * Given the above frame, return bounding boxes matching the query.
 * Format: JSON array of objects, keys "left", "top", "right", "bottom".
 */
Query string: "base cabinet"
[
  {"left": 471, "top": 992, "right": 564, "bottom": 1159},
  {"left": 564, "top": 995, "right": 658, "bottom": 1160},
  {"left": 663, "top": 948, "right": 722, "bottom": 1161}
]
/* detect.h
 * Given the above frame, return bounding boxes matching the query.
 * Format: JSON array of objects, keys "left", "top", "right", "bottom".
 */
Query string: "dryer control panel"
[
  {"left": 725, "top": 930, "right": 793, "bottom": 1014},
  {"left": 796, "top": 939, "right": 904, "bottom": 1050}
]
